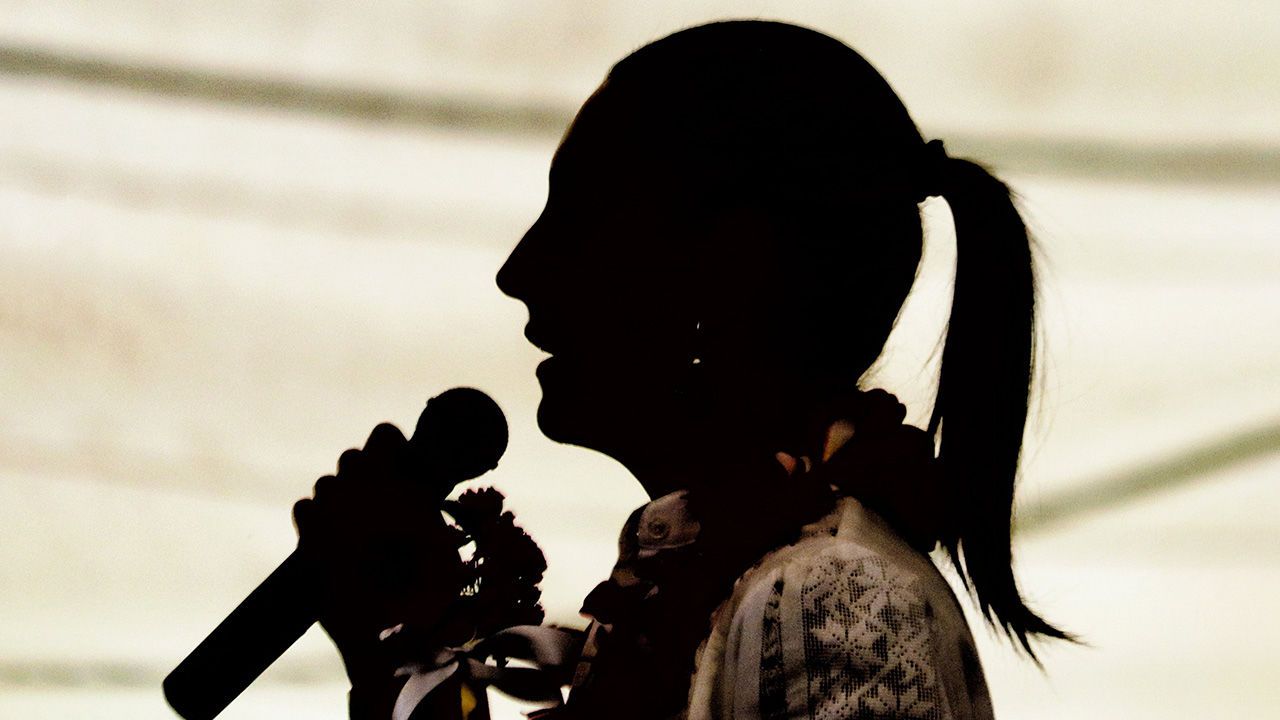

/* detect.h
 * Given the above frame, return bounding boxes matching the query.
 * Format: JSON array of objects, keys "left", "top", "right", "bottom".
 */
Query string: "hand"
[{"left": 292, "top": 423, "right": 467, "bottom": 682}]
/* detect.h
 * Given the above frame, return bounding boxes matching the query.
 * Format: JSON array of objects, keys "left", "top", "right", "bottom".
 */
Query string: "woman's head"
[
  {"left": 497, "top": 20, "right": 1068, "bottom": 654},
  {"left": 499, "top": 23, "right": 926, "bottom": 444}
]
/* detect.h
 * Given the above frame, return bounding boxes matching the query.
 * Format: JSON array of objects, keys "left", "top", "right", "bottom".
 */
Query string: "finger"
[
  {"left": 293, "top": 497, "right": 326, "bottom": 545},
  {"left": 292, "top": 498, "right": 313, "bottom": 534},
  {"left": 364, "top": 422, "right": 407, "bottom": 455},
  {"left": 312, "top": 474, "right": 339, "bottom": 500},
  {"left": 336, "top": 448, "right": 364, "bottom": 477},
  {"left": 363, "top": 423, "right": 409, "bottom": 480},
  {"left": 309, "top": 474, "right": 351, "bottom": 522}
]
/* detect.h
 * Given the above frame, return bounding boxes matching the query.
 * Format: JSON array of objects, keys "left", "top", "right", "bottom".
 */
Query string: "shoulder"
[
  {"left": 689, "top": 500, "right": 992, "bottom": 720},
  {"left": 747, "top": 537, "right": 948, "bottom": 702},
  {"left": 734, "top": 497, "right": 956, "bottom": 631}
]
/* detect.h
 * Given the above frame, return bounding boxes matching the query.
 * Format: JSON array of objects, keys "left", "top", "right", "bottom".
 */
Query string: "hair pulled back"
[{"left": 605, "top": 20, "right": 1070, "bottom": 655}]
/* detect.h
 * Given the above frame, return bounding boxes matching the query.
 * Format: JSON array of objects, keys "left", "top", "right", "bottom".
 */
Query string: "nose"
[
  {"left": 496, "top": 216, "right": 540, "bottom": 302},
  {"left": 495, "top": 247, "right": 522, "bottom": 301}
]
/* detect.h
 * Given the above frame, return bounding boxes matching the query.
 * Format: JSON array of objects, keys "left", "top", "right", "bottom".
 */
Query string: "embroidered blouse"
[
  {"left": 383, "top": 496, "right": 995, "bottom": 720},
  {"left": 383, "top": 391, "right": 995, "bottom": 720},
  {"left": 686, "top": 494, "right": 994, "bottom": 720}
]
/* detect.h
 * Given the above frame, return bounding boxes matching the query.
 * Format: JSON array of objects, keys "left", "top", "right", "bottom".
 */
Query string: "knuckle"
[
  {"left": 336, "top": 448, "right": 363, "bottom": 475},
  {"left": 313, "top": 474, "right": 338, "bottom": 498},
  {"left": 367, "top": 422, "right": 406, "bottom": 446},
  {"left": 292, "top": 498, "right": 313, "bottom": 533},
  {"left": 365, "top": 424, "right": 409, "bottom": 464}
]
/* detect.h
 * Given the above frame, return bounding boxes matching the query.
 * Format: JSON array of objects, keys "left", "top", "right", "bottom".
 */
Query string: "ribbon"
[{"left": 389, "top": 625, "right": 582, "bottom": 720}]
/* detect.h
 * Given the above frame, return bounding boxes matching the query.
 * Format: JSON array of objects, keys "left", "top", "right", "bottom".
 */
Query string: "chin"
[
  {"left": 534, "top": 393, "right": 577, "bottom": 445},
  {"left": 533, "top": 355, "right": 676, "bottom": 453},
  {"left": 533, "top": 368, "right": 599, "bottom": 447},
  {"left": 534, "top": 373, "right": 634, "bottom": 454}
]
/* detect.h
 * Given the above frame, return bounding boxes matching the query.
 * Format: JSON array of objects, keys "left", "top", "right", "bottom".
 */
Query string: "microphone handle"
[{"left": 163, "top": 549, "right": 319, "bottom": 720}]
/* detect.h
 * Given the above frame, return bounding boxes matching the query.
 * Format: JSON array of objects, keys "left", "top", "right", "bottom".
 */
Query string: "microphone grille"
[{"left": 411, "top": 387, "right": 508, "bottom": 484}]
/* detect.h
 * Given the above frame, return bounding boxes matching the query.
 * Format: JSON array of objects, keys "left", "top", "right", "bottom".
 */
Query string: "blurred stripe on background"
[{"left": 1, "top": 2, "right": 1277, "bottom": 718}]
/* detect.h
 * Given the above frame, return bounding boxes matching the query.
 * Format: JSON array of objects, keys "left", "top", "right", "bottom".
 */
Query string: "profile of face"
[
  {"left": 496, "top": 26, "right": 925, "bottom": 475},
  {"left": 496, "top": 84, "right": 791, "bottom": 466},
  {"left": 496, "top": 21, "right": 1063, "bottom": 651}
]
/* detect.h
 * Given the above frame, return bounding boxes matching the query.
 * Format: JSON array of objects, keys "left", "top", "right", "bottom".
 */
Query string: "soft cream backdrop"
[{"left": 1, "top": 2, "right": 1277, "bottom": 718}]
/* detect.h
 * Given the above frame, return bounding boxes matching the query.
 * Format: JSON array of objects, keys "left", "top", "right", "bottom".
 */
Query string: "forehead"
[
  {"left": 549, "top": 82, "right": 670, "bottom": 188},
  {"left": 550, "top": 89, "right": 615, "bottom": 176}
]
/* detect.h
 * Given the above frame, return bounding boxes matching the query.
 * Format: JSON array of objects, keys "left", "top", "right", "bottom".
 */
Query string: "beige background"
[{"left": 1, "top": 2, "right": 1277, "bottom": 717}]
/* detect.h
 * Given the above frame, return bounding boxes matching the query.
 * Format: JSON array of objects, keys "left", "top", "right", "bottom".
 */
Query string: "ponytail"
[{"left": 923, "top": 144, "right": 1072, "bottom": 656}]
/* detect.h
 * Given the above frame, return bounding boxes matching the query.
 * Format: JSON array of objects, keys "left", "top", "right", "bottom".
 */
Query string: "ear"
[{"left": 688, "top": 205, "right": 783, "bottom": 324}]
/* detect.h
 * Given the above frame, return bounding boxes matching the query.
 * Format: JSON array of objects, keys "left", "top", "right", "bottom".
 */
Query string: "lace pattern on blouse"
[
  {"left": 790, "top": 554, "right": 947, "bottom": 720},
  {"left": 686, "top": 497, "right": 992, "bottom": 720}
]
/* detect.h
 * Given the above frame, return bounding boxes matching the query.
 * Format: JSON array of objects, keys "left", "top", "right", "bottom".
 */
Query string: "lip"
[
  {"left": 534, "top": 354, "right": 558, "bottom": 381},
  {"left": 523, "top": 323, "right": 558, "bottom": 355}
]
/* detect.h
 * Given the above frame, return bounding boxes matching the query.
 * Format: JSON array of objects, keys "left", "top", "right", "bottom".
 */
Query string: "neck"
[{"left": 611, "top": 407, "right": 819, "bottom": 499}]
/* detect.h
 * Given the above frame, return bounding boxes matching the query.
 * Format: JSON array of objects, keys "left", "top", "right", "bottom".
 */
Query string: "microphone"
[{"left": 163, "top": 387, "right": 508, "bottom": 720}]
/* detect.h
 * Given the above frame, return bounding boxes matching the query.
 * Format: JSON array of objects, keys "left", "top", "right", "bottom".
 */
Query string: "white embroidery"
[
  {"left": 744, "top": 549, "right": 953, "bottom": 720},
  {"left": 792, "top": 554, "right": 947, "bottom": 720},
  {"left": 690, "top": 498, "right": 992, "bottom": 720}
]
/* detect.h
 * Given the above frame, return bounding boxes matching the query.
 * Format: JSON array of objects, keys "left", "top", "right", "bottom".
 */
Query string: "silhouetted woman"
[{"left": 304, "top": 19, "right": 1070, "bottom": 720}]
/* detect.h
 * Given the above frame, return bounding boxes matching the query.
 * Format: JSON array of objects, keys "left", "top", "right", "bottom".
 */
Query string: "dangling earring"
[
  {"left": 690, "top": 320, "right": 704, "bottom": 368},
  {"left": 676, "top": 319, "right": 707, "bottom": 404}
]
